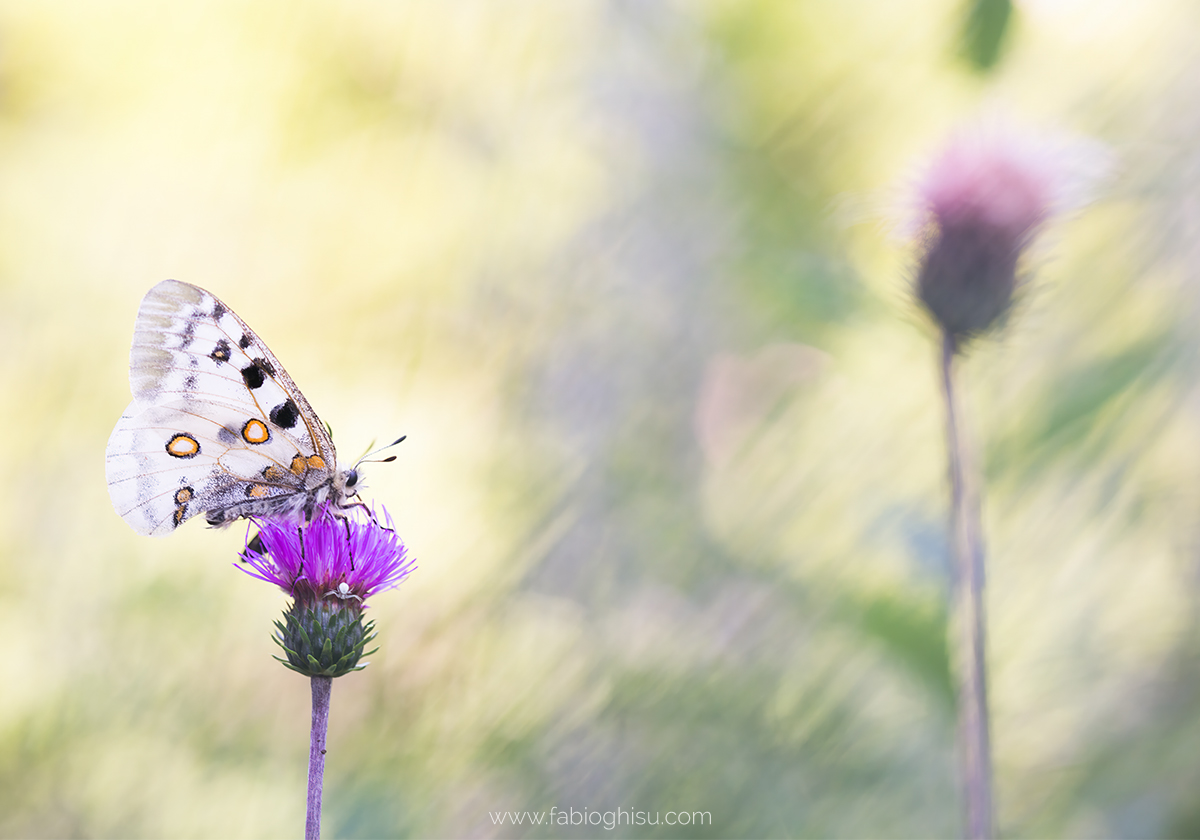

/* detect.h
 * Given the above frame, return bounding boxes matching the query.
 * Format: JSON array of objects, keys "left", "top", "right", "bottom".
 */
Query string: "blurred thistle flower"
[
  {"left": 238, "top": 506, "right": 414, "bottom": 677},
  {"left": 911, "top": 123, "right": 1105, "bottom": 345},
  {"left": 905, "top": 122, "right": 1107, "bottom": 838}
]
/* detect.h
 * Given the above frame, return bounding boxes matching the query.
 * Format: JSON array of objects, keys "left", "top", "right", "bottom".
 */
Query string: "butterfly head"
[{"left": 339, "top": 467, "right": 361, "bottom": 498}]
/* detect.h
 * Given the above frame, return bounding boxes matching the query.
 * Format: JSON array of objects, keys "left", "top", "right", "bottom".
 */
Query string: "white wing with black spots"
[{"left": 106, "top": 279, "right": 361, "bottom": 537}]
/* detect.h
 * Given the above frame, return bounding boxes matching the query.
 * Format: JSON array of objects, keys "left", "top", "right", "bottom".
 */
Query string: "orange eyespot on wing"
[
  {"left": 306, "top": 455, "right": 326, "bottom": 470},
  {"left": 166, "top": 433, "right": 200, "bottom": 459},
  {"left": 263, "top": 465, "right": 289, "bottom": 482},
  {"left": 171, "top": 484, "right": 195, "bottom": 528},
  {"left": 241, "top": 419, "right": 270, "bottom": 444},
  {"left": 290, "top": 454, "right": 308, "bottom": 475},
  {"left": 246, "top": 484, "right": 271, "bottom": 498}
]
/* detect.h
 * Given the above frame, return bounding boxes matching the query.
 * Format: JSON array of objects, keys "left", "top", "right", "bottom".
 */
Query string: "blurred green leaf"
[
  {"left": 846, "top": 591, "right": 954, "bottom": 711},
  {"left": 960, "top": 0, "right": 1013, "bottom": 72},
  {"left": 987, "top": 335, "right": 1172, "bottom": 480}
]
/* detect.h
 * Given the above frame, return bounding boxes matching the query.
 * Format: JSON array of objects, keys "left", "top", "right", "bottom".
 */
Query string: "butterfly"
[{"left": 106, "top": 279, "right": 371, "bottom": 537}]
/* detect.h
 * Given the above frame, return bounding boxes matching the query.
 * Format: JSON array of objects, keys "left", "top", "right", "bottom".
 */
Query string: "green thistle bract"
[{"left": 273, "top": 601, "right": 380, "bottom": 677}]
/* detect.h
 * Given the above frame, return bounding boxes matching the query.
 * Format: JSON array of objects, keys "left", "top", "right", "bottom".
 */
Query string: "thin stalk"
[
  {"left": 940, "top": 331, "right": 994, "bottom": 840},
  {"left": 307, "top": 676, "right": 333, "bottom": 840}
]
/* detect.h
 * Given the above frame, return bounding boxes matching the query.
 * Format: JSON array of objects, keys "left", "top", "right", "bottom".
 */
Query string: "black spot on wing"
[
  {"left": 211, "top": 338, "right": 231, "bottom": 364},
  {"left": 242, "top": 362, "right": 266, "bottom": 389},
  {"left": 212, "top": 300, "right": 226, "bottom": 320},
  {"left": 239, "top": 333, "right": 253, "bottom": 349},
  {"left": 241, "top": 357, "right": 277, "bottom": 389},
  {"left": 270, "top": 399, "right": 299, "bottom": 429},
  {"left": 218, "top": 426, "right": 238, "bottom": 445}
]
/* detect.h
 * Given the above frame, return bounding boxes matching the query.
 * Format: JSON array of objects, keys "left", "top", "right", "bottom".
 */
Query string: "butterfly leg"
[
  {"left": 342, "top": 516, "right": 355, "bottom": 571},
  {"left": 297, "top": 525, "right": 306, "bottom": 580},
  {"left": 246, "top": 531, "right": 265, "bottom": 557},
  {"left": 340, "top": 498, "right": 397, "bottom": 535}
]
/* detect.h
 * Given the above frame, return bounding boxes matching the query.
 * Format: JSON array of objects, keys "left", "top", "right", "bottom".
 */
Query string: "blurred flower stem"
[
  {"left": 940, "top": 331, "right": 993, "bottom": 840},
  {"left": 307, "top": 676, "right": 333, "bottom": 840}
]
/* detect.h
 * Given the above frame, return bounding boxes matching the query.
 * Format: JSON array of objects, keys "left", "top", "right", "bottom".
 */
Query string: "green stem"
[{"left": 941, "top": 331, "right": 994, "bottom": 839}]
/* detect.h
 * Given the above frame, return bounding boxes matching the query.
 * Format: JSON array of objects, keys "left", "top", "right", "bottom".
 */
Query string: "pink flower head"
[
  {"left": 911, "top": 123, "right": 1101, "bottom": 344},
  {"left": 237, "top": 505, "right": 414, "bottom": 608},
  {"left": 920, "top": 132, "right": 1056, "bottom": 244}
]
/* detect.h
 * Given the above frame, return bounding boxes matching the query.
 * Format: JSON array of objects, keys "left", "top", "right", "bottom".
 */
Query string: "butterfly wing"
[
  {"left": 106, "top": 280, "right": 341, "bottom": 536},
  {"left": 108, "top": 401, "right": 327, "bottom": 535}
]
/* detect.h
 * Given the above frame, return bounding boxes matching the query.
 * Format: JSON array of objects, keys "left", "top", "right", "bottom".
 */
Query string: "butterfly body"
[{"left": 106, "top": 280, "right": 361, "bottom": 536}]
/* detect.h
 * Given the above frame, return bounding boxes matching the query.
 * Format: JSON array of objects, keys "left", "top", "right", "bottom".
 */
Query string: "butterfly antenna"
[{"left": 354, "top": 435, "right": 406, "bottom": 469}]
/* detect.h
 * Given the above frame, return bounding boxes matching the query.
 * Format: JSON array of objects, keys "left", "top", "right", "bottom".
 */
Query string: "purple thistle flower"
[
  {"left": 237, "top": 505, "right": 414, "bottom": 678},
  {"left": 238, "top": 505, "right": 414, "bottom": 608},
  {"left": 913, "top": 128, "right": 1055, "bottom": 342},
  {"left": 910, "top": 122, "right": 1106, "bottom": 345}
]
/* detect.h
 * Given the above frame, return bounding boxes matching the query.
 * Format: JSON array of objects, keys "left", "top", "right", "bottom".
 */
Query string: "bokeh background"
[{"left": 2, "top": 0, "right": 1199, "bottom": 837}]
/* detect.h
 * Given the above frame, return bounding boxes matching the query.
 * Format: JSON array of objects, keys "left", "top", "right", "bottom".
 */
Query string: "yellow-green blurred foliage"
[{"left": 2, "top": 1, "right": 1199, "bottom": 837}]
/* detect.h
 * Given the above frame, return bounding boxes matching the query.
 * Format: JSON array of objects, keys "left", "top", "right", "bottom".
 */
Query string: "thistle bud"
[
  {"left": 274, "top": 600, "right": 377, "bottom": 678},
  {"left": 914, "top": 128, "right": 1058, "bottom": 343}
]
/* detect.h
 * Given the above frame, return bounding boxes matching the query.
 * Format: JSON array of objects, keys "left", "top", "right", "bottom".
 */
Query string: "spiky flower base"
[{"left": 273, "top": 601, "right": 379, "bottom": 678}]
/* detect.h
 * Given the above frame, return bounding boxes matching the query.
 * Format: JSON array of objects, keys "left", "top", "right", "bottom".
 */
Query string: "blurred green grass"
[{"left": 2, "top": 1, "right": 1199, "bottom": 837}]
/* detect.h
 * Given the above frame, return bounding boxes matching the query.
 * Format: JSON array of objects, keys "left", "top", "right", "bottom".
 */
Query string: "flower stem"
[
  {"left": 307, "top": 675, "right": 333, "bottom": 840},
  {"left": 940, "top": 331, "right": 994, "bottom": 840}
]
